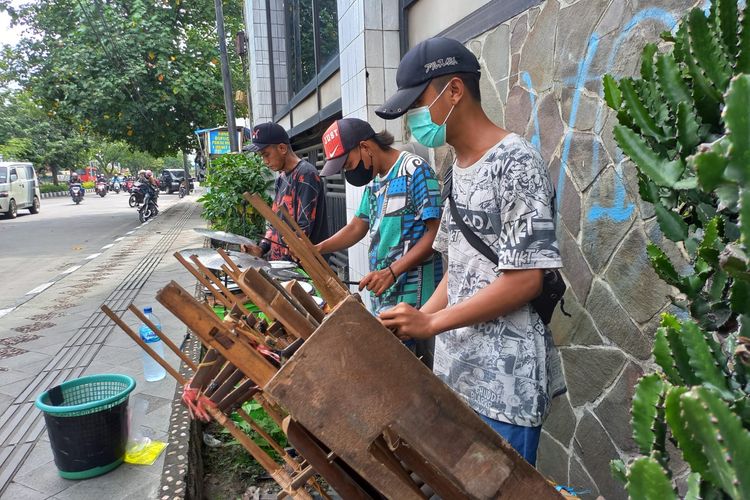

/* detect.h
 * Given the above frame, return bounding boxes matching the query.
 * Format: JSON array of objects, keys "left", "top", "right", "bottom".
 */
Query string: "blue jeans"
[{"left": 478, "top": 414, "right": 542, "bottom": 466}]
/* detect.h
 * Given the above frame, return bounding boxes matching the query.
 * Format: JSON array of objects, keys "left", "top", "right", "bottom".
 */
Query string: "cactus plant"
[{"left": 604, "top": 1, "right": 750, "bottom": 498}]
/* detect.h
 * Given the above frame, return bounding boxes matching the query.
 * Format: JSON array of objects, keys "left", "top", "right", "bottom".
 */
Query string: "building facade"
[{"left": 244, "top": 1, "right": 704, "bottom": 497}]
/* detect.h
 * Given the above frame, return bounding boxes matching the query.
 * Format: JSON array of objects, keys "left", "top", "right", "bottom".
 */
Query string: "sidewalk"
[{"left": 0, "top": 197, "right": 206, "bottom": 499}]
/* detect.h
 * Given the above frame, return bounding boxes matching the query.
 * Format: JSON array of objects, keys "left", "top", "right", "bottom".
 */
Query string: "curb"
[{"left": 41, "top": 188, "right": 102, "bottom": 199}]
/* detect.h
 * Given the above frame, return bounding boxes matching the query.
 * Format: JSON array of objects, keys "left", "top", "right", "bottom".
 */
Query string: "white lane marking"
[
  {"left": 26, "top": 282, "right": 55, "bottom": 295},
  {"left": 85, "top": 253, "right": 101, "bottom": 260},
  {"left": 0, "top": 307, "right": 15, "bottom": 319},
  {"left": 114, "top": 237, "right": 124, "bottom": 242},
  {"left": 126, "top": 231, "right": 134, "bottom": 235},
  {"left": 101, "top": 244, "right": 114, "bottom": 249},
  {"left": 61, "top": 265, "right": 81, "bottom": 275}
]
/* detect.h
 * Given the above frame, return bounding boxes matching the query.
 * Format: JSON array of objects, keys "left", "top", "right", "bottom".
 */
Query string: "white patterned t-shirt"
[{"left": 432, "top": 133, "right": 566, "bottom": 427}]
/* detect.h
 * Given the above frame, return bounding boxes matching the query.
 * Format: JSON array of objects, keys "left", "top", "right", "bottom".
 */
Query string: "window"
[
  {"left": 0, "top": 167, "right": 7, "bottom": 183},
  {"left": 284, "top": 0, "right": 339, "bottom": 95},
  {"left": 317, "top": 0, "right": 338, "bottom": 68},
  {"left": 286, "top": 0, "right": 316, "bottom": 94}
]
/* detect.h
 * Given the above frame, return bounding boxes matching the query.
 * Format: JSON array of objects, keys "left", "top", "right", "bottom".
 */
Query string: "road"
[{"left": 0, "top": 189, "right": 184, "bottom": 316}]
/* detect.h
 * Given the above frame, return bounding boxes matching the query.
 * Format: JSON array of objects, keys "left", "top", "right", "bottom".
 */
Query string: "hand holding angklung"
[
  {"left": 379, "top": 303, "right": 434, "bottom": 341},
  {"left": 240, "top": 243, "right": 264, "bottom": 257},
  {"left": 358, "top": 268, "right": 394, "bottom": 296}
]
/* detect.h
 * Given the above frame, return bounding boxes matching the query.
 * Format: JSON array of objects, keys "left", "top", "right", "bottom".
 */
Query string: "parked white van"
[{"left": 0, "top": 162, "right": 41, "bottom": 218}]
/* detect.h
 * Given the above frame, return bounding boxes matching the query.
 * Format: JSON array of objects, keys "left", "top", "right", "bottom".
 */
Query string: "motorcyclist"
[
  {"left": 139, "top": 170, "right": 158, "bottom": 200},
  {"left": 95, "top": 173, "right": 108, "bottom": 193},
  {"left": 68, "top": 172, "right": 84, "bottom": 198}
]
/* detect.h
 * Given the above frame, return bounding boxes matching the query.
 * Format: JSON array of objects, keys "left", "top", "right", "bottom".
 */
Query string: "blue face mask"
[{"left": 406, "top": 82, "right": 455, "bottom": 148}]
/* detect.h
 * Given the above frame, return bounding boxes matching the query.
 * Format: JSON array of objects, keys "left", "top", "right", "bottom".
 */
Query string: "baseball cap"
[
  {"left": 320, "top": 118, "right": 376, "bottom": 176},
  {"left": 246, "top": 122, "right": 290, "bottom": 152},
  {"left": 375, "top": 37, "right": 481, "bottom": 120}
]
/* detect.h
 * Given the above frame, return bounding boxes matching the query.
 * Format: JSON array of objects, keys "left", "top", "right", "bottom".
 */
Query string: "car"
[
  {"left": 159, "top": 169, "right": 194, "bottom": 194},
  {"left": 0, "top": 162, "right": 41, "bottom": 218}
]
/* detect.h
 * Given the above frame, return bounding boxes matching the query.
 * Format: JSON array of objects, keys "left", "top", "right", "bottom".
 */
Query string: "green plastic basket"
[
  {"left": 36, "top": 374, "right": 135, "bottom": 417},
  {"left": 36, "top": 374, "right": 136, "bottom": 479}
]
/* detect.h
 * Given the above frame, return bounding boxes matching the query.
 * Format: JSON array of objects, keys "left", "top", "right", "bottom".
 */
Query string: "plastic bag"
[{"left": 124, "top": 395, "right": 167, "bottom": 465}]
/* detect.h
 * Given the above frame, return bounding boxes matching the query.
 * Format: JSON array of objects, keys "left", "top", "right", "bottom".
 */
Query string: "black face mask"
[{"left": 344, "top": 160, "right": 373, "bottom": 187}]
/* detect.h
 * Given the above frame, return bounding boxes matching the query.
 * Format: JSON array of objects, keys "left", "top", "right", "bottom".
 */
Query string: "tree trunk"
[
  {"left": 50, "top": 164, "right": 59, "bottom": 185},
  {"left": 183, "top": 150, "right": 191, "bottom": 188}
]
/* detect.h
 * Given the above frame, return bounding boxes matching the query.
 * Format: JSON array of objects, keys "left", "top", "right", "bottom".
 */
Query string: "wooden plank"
[
  {"left": 238, "top": 269, "right": 316, "bottom": 339},
  {"left": 258, "top": 268, "right": 319, "bottom": 327},
  {"left": 217, "top": 247, "right": 242, "bottom": 274},
  {"left": 217, "top": 380, "right": 258, "bottom": 412},
  {"left": 173, "top": 251, "right": 234, "bottom": 309},
  {"left": 207, "top": 368, "right": 244, "bottom": 401},
  {"left": 285, "top": 281, "right": 325, "bottom": 323},
  {"left": 265, "top": 296, "right": 561, "bottom": 499},
  {"left": 236, "top": 408, "right": 296, "bottom": 468},
  {"left": 285, "top": 419, "right": 375, "bottom": 500},
  {"left": 156, "top": 281, "right": 277, "bottom": 388},
  {"left": 244, "top": 193, "right": 349, "bottom": 306},
  {"left": 191, "top": 349, "right": 225, "bottom": 390},
  {"left": 189, "top": 254, "right": 240, "bottom": 307},
  {"left": 206, "top": 406, "right": 313, "bottom": 500},
  {"left": 383, "top": 428, "right": 467, "bottom": 500}
]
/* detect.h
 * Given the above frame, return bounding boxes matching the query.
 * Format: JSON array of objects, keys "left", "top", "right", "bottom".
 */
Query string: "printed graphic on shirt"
[
  {"left": 355, "top": 152, "right": 442, "bottom": 313},
  {"left": 432, "top": 133, "right": 565, "bottom": 427},
  {"left": 264, "top": 161, "right": 326, "bottom": 261}
]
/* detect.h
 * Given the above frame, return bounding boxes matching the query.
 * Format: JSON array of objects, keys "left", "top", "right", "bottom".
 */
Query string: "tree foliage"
[
  {"left": 199, "top": 153, "right": 272, "bottom": 239},
  {"left": 4, "top": 0, "right": 247, "bottom": 157},
  {"left": 0, "top": 89, "right": 89, "bottom": 182}
]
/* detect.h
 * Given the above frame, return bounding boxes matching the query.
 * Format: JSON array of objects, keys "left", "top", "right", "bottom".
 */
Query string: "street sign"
[{"left": 208, "top": 129, "right": 232, "bottom": 155}]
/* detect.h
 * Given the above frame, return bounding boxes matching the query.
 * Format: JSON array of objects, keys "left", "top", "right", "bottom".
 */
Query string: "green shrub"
[
  {"left": 82, "top": 181, "right": 94, "bottom": 189},
  {"left": 604, "top": 1, "right": 750, "bottom": 498},
  {"left": 198, "top": 153, "right": 272, "bottom": 240},
  {"left": 39, "top": 184, "right": 68, "bottom": 193}
]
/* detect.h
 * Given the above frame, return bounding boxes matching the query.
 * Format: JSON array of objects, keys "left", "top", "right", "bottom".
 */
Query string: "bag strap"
[{"left": 448, "top": 194, "right": 499, "bottom": 266}]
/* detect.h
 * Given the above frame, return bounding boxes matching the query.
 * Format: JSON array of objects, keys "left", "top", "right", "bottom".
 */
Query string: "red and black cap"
[
  {"left": 246, "top": 122, "right": 290, "bottom": 152},
  {"left": 375, "top": 37, "right": 480, "bottom": 120},
  {"left": 320, "top": 118, "right": 376, "bottom": 176}
]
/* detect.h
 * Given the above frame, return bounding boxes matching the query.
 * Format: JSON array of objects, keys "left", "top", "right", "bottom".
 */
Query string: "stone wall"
[{"left": 452, "top": 1, "right": 702, "bottom": 497}]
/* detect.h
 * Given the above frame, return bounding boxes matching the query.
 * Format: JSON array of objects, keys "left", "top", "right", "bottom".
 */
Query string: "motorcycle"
[
  {"left": 138, "top": 187, "right": 159, "bottom": 223},
  {"left": 138, "top": 184, "right": 159, "bottom": 222},
  {"left": 69, "top": 183, "right": 84, "bottom": 204},
  {"left": 128, "top": 182, "right": 145, "bottom": 207},
  {"left": 111, "top": 179, "right": 121, "bottom": 194},
  {"left": 95, "top": 181, "right": 108, "bottom": 197}
]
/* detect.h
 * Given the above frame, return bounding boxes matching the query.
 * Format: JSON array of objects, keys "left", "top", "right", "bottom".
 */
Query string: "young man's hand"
[
  {"left": 240, "top": 243, "right": 264, "bottom": 257},
  {"left": 379, "top": 303, "right": 437, "bottom": 341},
  {"left": 359, "top": 268, "right": 395, "bottom": 296}
]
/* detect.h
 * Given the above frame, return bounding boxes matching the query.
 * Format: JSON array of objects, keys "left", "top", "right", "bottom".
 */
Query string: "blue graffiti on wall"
[{"left": 521, "top": 7, "right": 681, "bottom": 223}]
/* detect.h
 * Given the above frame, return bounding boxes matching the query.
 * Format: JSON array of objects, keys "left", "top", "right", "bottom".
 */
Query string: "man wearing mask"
[
  {"left": 241, "top": 122, "right": 328, "bottom": 261},
  {"left": 377, "top": 37, "right": 565, "bottom": 467},
  {"left": 315, "top": 118, "right": 442, "bottom": 359}
]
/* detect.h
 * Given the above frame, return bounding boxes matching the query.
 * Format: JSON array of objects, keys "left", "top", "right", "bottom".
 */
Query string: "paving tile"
[
  {"left": 0, "top": 374, "right": 35, "bottom": 399},
  {"left": 52, "top": 462, "right": 159, "bottom": 500},
  {"left": 13, "top": 459, "right": 75, "bottom": 497},
  {"left": 0, "top": 351, "right": 51, "bottom": 372},
  {"left": 2, "top": 481, "right": 48, "bottom": 499},
  {"left": 15, "top": 440, "right": 54, "bottom": 477}
]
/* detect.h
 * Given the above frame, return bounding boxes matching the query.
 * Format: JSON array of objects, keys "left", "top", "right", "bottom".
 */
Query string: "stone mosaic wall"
[{"left": 453, "top": 1, "right": 703, "bottom": 497}]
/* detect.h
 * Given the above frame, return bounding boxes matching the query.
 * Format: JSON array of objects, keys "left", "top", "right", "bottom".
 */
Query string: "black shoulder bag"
[{"left": 444, "top": 178, "right": 570, "bottom": 325}]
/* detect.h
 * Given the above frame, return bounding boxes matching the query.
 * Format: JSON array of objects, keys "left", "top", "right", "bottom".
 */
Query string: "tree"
[
  {"left": 90, "top": 140, "right": 132, "bottom": 175},
  {"left": 4, "top": 0, "right": 247, "bottom": 158},
  {"left": 0, "top": 89, "right": 89, "bottom": 183}
]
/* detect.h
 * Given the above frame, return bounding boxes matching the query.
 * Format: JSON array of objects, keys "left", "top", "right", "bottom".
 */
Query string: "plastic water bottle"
[{"left": 138, "top": 307, "right": 166, "bottom": 382}]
